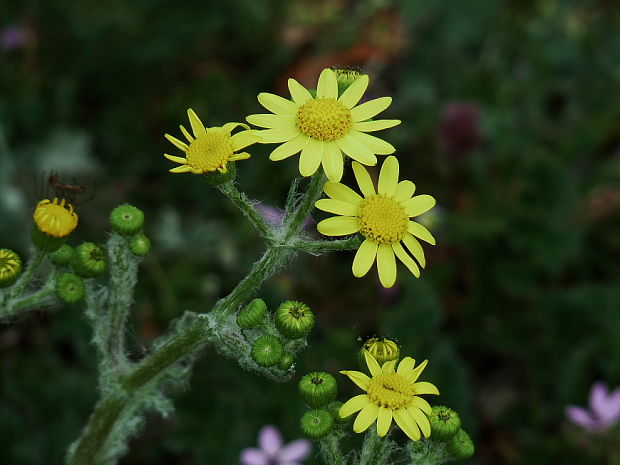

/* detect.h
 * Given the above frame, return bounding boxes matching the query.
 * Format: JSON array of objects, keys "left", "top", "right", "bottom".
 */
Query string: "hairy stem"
[
  {"left": 319, "top": 434, "right": 347, "bottom": 465},
  {"left": 360, "top": 427, "right": 392, "bottom": 465},
  {"left": 217, "top": 181, "right": 272, "bottom": 239},
  {"left": 294, "top": 235, "right": 363, "bottom": 255},
  {"left": 11, "top": 269, "right": 60, "bottom": 312},
  {"left": 284, "top": 172, "right": 325, "bottom": 239},
  {"left": 11, "top": 248, "right": 45, "bottom": 297}
]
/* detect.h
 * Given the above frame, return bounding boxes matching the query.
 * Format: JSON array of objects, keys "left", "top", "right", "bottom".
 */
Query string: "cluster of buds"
[
  {"left": 298, "top": 371, "right": 346, "bottom": 439},
  {"left": 428, "top": 406, "right": 474, "bottom": 459},
  {"left": 240, "top": 299, "right": 315, "bottom": 370},
  {"left": 109, "top": 204, "right": 151, "bottom": 256}
]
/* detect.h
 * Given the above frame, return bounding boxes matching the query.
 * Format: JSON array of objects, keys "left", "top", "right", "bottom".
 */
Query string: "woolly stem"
[
  {"left": 360, "top": 427, "right": 393, "bottom": 465},
  {"left": 217, "top": 181, "right": 272, "bottom": 239},
  {"left": 406, "top": 440, "right": 451, "bottom": 465},
  {"left": 11, "top": 269, "right": 60, "bottom": 312},
  {"left": 319, "top": 434, "right": 346, "bottom": 465},
  {"left": 294, "top": 236, "right": 363, "bottom": 255},
  {"left": 284, "top": 172, "right": 325, "bottom": 239},
  {"left": 10, "top": 248, "right": 45, "bottom": 297}
]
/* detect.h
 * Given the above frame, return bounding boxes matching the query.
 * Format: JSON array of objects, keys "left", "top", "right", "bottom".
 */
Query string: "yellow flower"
[
  {"left": 164, "top": 109, "right": 261, "bottom": 174},
  {"left": 315, "top": 156, "right": 436, "bottom": 288},
  {"left": 33, "top": 198, "right": 78, "bottom": 238},
  {"left": 339, "top": 350, "right": 439, "bottom": 441},
  {"left": 246, "top": 68, "right": 400, "bottom": 182}
]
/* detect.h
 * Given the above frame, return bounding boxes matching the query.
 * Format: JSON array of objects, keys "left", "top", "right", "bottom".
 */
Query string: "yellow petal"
[
  {"left": 404, "top": 195, "right": 436, "bottom": 217},
  {"left": 352, "top": 239, "right": 378, "bottom": 278},
  {"left": 394, "top": 180, "right": 416, "bottom": 202},
  {"left": 179, "top": 125, "right": 194, "bottom": 142},
  {"left": 353, "top": 403, "right": 380, "bottom": 434},
  {"left": 378, "top": 156, "right": 399, "bottom": 196},
  {"left": 323, "top": 181, "right": 363, "bottom": 206},
  {"left": 394, "top": 408, "right": 421, "bottom": 441},
  {"left": 350, "top": 131, "right": 396, "bottom": 155},
  {"left": 352, "top": 161, "right": 376, "bottom": 197},
  {"left": 392, "top": 242, "right": 421, "bottom": 278},
  {"left": 321, "top": 142, "right": 343, "bottom": 182},
  {"left": 169, "top": 165, "right": 193, "bottom": 173},
  {"left": 337, "top": 134, "right": 377, "bottom": 166},
  {"left": 288, "top": 78, "right": 313, "bottom": 105},
  {"left": 315, "top": 198, "right": 358, "bottom": 216},
  {"left": 246, "top": 113, "right": 295, "bottom": 129},
  {"left": 222, "top": 122, "right": 250, "bottom": 133},
  {"left": 353, "top": 119, "right": 401, "bottom": 132},
  {"left": 299, "top": 139, "right": 323, "bottom": 177},
  {"left": 257, "top": 92, "right": 298, "bottom": 116},
  {"left": 187, "top": 109, "right": 207, "bottom": 138},
  {"left": 351, "top": 97, "right": 392, "bottom": 122},
  {"left": 410, "top": 359, "right": 429, "bottom": 383},
  {"left": 339, "top": 394, "right": 371, "bottom": 418},
  {"left": 230, "top": 131, "right": 261, "bottom": 151},
  {"left": 164, "top": 153, "right": 187, "bottom": 164},
  {"left": 382, "top": 359, "right": 398, "bottom": 375},
  {"left": 376, "top": 406, "right": 393, "bottom": 437},
  {"left": 412, "top": 381, "right": 440, "bottom": 395},
  {"left": 340, "top": 370, "right": 371, "bottom": 391},
  {"left": 317, "top": 216, "right": 360, "bottom": 236},
  {"left": 229, "top": 152, "right": 251, "bottom": 161},
  {"left": 407, "top": 222, "right": 436, "bottom": 245},
  {"left": 269, "top": 133, "right": 309, "bottom": 161},
  {"left": 338, "top": 74, "right": 369, "bottom": 109},
  {"left": 408, "top": 406, "right": 432, "bottom": 438},
  {"left": 402, "top": 233, "right": 426, "bottom": 268},
  {"left": 256, "top": 126, "right": 299, "bottom": 144},
  {"left": 410, "top": 397, "right": 432, "bottom": 415},
  {"left": 316, "top": 68, "right": 338, "bottom": 99},
  {"left": 377, "top": 244, "right": 397, "bottom": 288},
  {"left": 165, "top": 134, "right": 188, "bottom": 151},
  {"left": 364, "top": 350, "right": 382, "bottom": 377},
  {"left": 397, "top": 357, "right": 415, "bottom": 375}
]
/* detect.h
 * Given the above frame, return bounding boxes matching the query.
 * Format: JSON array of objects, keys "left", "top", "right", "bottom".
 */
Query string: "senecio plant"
[{"left": 0, "top": 67, "right": 473, "bottom": 465}]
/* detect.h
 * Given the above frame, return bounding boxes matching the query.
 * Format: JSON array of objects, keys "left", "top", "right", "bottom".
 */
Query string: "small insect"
[{"left": 34, "top": 171, "right": 95, "bottom": 205}]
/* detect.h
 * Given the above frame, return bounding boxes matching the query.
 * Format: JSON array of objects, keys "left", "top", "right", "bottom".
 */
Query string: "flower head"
[
  {"left": 339, "top": 350, "right": 439, "bottom": 440},
  {"left": 240, "top": 425, "right": 311, "bottom": 465},
  {"left": 362, "top": 337, "right": 400, "bottom": 366},
  {"left": 164, "top": 109, "right": 260, "bottom": 175},
  {"left": 0, "top": 249, "right": 22, "bottom": 287},
  {"left": 33, "top": 198, "right": 78, "bottom": 238},
  {"left": 315, "top": 156, "right": 436, "bottom": 288},
  {"left": 566, "top": 382, "right": 620, "bottom": 433},
  {"left": 247, "top": 68, "right": 400, "bottom": 182}
]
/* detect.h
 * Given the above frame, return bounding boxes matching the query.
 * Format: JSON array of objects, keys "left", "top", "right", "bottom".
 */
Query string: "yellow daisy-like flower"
[
  {"left": 246, "top": 68, "right": 400, "bottom": 182},
  {"left": 164, "top": 109, "right": 260, "bottom": 174},
  {"left": 33, "top": 198, "right": 78, "bottom": 238},
  {"left": 315, "top": 156, "right": 436, "bottom": 288},
  {"left": 339, "top": 350, "right": 439, "bottom": 441}
]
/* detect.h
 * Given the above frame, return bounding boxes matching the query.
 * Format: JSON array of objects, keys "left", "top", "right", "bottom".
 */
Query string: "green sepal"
[
  {"left": 109, "top": 204, "right": 145, "bottom": 235},
  {"left": 275, "top": 301, "right": 315, "bottom": 339},
  {"left": 31, "top": 224, "right": 66, "bottom": 253},
  {"left": 204, "top": 162, "right": 236, "bottom": 186},
  {"left": 447, "top": 429, "right": 475, "bottom": 459},
  {"left": 300, "top": 409, "right": 334, "bottom": 439},
  {"left": 299, "top": 372, "right": 338, "bottom": 408},
  {"left": 55, "top": 272, "right": 86, "bottom": 304},
  {"left": 250, "top": 334, "right": 284, "bottom": 367},
  {"left": 237, "top": 298, "right": 267, "bottom": 329},
  {"left": 429, "top": 405, "right": 461, "bottom": 442}
]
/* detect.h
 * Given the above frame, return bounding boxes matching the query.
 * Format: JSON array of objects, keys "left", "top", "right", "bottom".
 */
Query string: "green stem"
[
  {"left": 319, "top": 434, "right": 346, "bottom": 465},
  {"left": 360, "top": 427, "right": 392, "bottom": 465},
  {"left": 217, "top": 181, "right": 272, "bottom": 239},
  {"left": 11, "top": 270, "right": 59, "bottom": 311},
  {"left": 284, "top": 172, "right": 325, "bottom": 239},
  {"left": 11, "top": 248, "right": 45, "bottom": 297},
  {"left": 295, "top": 236, "right": 363, "bottom": 255}
]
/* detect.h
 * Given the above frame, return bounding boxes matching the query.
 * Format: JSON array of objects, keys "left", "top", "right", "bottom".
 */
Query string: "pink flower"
[
  {"left": 240, "top": 425, "right": 311, "bottom": 465},
  {"left": 566, "top": 382, "right": 620, "bottom": 433}
]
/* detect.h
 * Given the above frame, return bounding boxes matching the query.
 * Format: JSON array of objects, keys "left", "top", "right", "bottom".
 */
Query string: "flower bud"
[
  {"left": 275, "top": 301, "right": 314, "bottom": 339},
  {"left": 300, "top": 409, "right": 334, "bottom": 439},
  {"left": 72, "top": 242, "right": 107, "bottom": 278},
  {"left": 129, "top": 233, "right": 151, "bottom": 257},
  {"left": 0, "top": 249, "right": 22, "bottom": 287},
  {"left": 237, "top": 298, "right": 267, "bottom": 329},
  {"left": 331, "top": 66, "right": 366, "bottom": 96},
  {"left": 429, "top": 406, "right": 461, "bottom": 442},
  {"left": 299, "top": 372, "right": 337, "bottom": 408},
  {"left": 250, "top": 335, "right": 283, "bottom": 367},
  {"left": 55, "top": 273, "right": 85, "bottom": 304},
  {"left": 326, "top": 401, "right": 349, "bottom": 424},
  {"left": 49, "top": 244, "right": 74, "bottom": 267},
  {"left": 359, "top": 337, "right": 399, "bottom": 371},
  {"left": 278, "top": 352, "right": 295, "bottom": 371},
  {"left": 447, "top": 429, "right": 474, "bottom": 460},
  {"left": 110, "top": 204, "right": 145, "bottom": 235}
]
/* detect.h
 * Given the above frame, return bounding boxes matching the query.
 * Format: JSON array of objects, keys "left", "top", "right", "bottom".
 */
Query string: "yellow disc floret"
[
  {"left": 33, "top": 198, "right": 78, "bottom": 238},
  {"left": 357, "top": 194, "right": 408, "bottom": 244},
  {"left": 295, "top": 98, "right": 352, "bottom": 142},
  {"left": 367, "top": 372, "right": 417, "bottom": 409},
  {"left": 186, "top": 129, "right": 234, "bottom": 173}
]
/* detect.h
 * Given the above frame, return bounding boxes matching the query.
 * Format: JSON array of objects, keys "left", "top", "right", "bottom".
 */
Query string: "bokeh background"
[{"left": 2, "top": 0, "right": 620, "bottom": 463}]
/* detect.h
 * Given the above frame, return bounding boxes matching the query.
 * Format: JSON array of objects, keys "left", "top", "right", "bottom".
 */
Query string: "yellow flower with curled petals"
[
  {"left": 246, "top": 68, "right": 400, "bottom": 182},
  {"left": 164, "top": 109, "right": 261, "bottom": 174},
  {"left": 33, "top": 198, "right": 78, "bottom": 238},
  {"left": 315, "top": 156, "right": 436, "bottom": 288},
  {"left": 339, "top": 350, "right": 439, "bottom": 441}
]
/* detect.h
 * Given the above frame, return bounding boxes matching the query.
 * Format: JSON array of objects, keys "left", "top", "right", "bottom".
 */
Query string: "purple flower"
[
  {"left": 240, "top": 425, "right": 311, "bottom": 465},
  {"left": 566, "top": 382, "right": 620, "bottom": 433},
  {"left": 0, "top": 25, "right": 27, "bottom": 51}
]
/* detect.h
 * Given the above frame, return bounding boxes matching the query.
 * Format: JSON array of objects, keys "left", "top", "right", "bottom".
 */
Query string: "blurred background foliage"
[{"left": 2, "top": 0, "right": 620, "bottom": 463}]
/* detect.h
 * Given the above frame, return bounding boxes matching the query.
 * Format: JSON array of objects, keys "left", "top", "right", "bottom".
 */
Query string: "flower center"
[
  {"left": 357, "top": 194, "right": 408, "bottom": 244},
  {"left": 186, "top": 130, "right": 234, "bottom": 172},
  {"left": 295, "top": 98, "right": 352, "bottom": 141},
  {"left": 0, "top": 256, "right": 18, "bottom": 276},
  {"left": 367, "top": 372, "right": 415, "bottom": 409},
  {"left": 33, "top": 198, "right": 78, "bottom": 238}
]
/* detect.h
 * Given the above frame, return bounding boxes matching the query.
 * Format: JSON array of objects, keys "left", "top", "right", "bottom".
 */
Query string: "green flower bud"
[
  {"left": 31, "top": 224, "right": 66, "bottom": 253},
  {"left": 331, "top": 66, "right": 366, "bottom": 96},
  {"left": 237, "top": 298, "right": 267, "bottom": 329},
  {"left": 49, "top": 244, "right": 74, "bottom": 267},
  {"left": 55, "top": 273, "right": 85, "bottom": 304},
  {"left": 251, "top": 335, "right": 284, "bottom": 367},
  {"left": 299, "top": 372, "right": 338, "bottom": 408},
  {"left": 205, "top": 162, "right": 236, "bottom": 186},
  {"left": 359, "top": 337, "right": 400, "bottom": 371},
  {"left": 72, "top": 242, "right": 107, "bottom": 278},
  {"left": 429, "top": 406, "right": 461, "bottom": 442},
  {"left": 109, "top": 204, "right": 145, "bottom": 235},
  {"left": 129, "top": 233, "right": 151, "bottom": 257},
  {"left": 447, "top": 429, "right": 475, "bottom": 460},
  {"left": 326, "top": 401, "right": 349, "bottom": 424},
  {"left": 0, "top": 249, "right": 22, "bottom": 288},
  {"left": 278, "top": 352, "right": 295, "bottom": 371},
  {"left": 300, "top": 409, "right": 334, "bottom": 439},
  {"left": 275, "top": 301, "right": 314, "bottom": 339}
]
